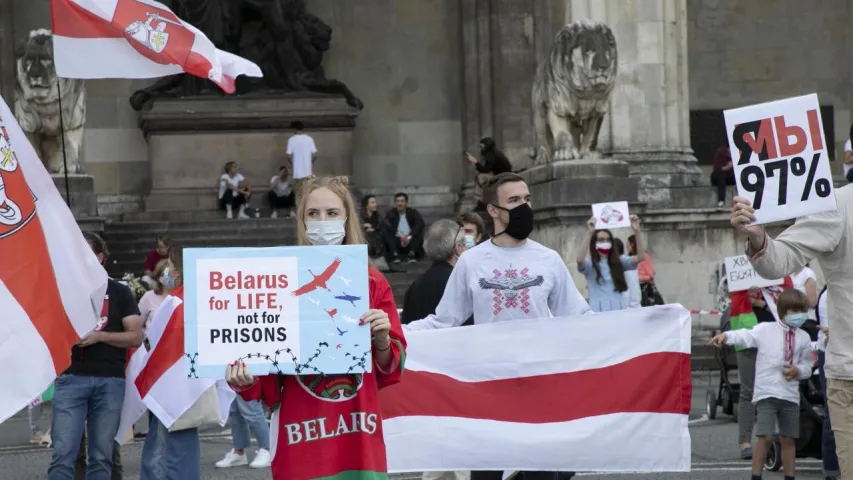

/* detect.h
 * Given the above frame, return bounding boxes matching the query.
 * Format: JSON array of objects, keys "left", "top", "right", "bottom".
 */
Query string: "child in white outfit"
[{"left": 711, "top": 289, "right": 814, "bottom": 480}]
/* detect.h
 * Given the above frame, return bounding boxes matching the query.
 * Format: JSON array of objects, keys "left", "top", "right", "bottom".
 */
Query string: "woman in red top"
[{"left": 227, "top": 176, "right": 406, "bottom": 480}]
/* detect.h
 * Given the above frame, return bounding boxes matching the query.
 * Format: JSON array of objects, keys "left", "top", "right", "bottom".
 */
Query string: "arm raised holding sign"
[{"left": 731, "top": 195, "right": 844, "bottom": 280}]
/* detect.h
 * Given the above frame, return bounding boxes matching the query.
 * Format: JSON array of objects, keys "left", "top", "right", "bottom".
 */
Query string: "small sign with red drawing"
[{"left": 591, "top": 201, "right": 631, "bottom": 230}]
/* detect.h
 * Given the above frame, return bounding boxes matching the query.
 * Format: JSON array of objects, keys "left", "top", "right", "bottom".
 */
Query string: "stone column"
[
  {"left": 0, "top": 0, "right": 16, "bottom": 101},
  {"left": 567, "top": 0, "right": 701, "bottom": 207},
  {"left": 458, "top": 0, "right": 565, "bottom": 211}
]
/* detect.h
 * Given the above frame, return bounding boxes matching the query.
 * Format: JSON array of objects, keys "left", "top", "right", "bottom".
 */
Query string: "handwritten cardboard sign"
[
  {"left": 183, "top": 245, "right": 372, "bottom": 379},
  {"left": 591, "top": 201, "right": 631, "bottom": 230},
  {"left": 724, "top": 94, "right": 837, "bottom": 224},
  {"left": 724, "top": 255, "right": 784, "bottom": 292}
]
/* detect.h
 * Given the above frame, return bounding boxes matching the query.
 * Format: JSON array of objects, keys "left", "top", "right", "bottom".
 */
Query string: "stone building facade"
[{"left": 0, "top": 0, "right": 847, "bottom": 310}]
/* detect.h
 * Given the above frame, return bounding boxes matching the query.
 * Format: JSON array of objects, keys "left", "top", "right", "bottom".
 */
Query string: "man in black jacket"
[{"left": 380, "top": 192, "right": 425, "bottom": 264}]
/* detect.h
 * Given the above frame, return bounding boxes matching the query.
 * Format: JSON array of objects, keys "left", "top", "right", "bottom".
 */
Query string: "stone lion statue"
[
  {"left": 14, "top": 29, "right": 87, "bottom": 174},
  {"left": 532, "top": 20, "right": 617, "bottom": 163}
]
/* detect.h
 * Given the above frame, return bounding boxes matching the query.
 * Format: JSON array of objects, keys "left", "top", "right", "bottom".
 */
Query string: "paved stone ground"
[{"left": 0, "top": 373, "right": 829, "bottom": 479}]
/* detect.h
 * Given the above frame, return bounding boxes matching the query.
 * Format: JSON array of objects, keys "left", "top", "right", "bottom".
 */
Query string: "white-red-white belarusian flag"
[
  {"left": 50, "top": 0, "right": 262, "bottom": 93},
  {"left": 381, "top": 305, "right": 692, "bottom": 473},
  {"left": 0, "top": 94, "right": 107, "bottom": 423},
  {"left": 116, "top": 288, "right": 233, "bottom": 442}
]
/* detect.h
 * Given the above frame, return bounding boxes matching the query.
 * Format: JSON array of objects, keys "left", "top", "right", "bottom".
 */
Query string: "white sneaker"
[
  {"left": 215, "top": 449, "right": 248, "bottom": 468},
  {"left": 270, "top": 210, "right": 278, "bottom": 219},
  {"left": 226, "top": 205, "right": 234, "bottom": 219},
  {"left": 250, "top": 448, "right": 272, "bottom": 468},
  {"left": 238, "top": 205, "right": 250, "bottom": 219}
]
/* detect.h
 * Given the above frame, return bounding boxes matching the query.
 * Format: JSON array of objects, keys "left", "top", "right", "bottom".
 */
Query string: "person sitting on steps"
[
  {"left": 268, "top": 166, "right": 295, "bottom": 219},
  {"left": 218, "top": 161, "right": 252, "bottom": 219},
  {"left": 380, "top": 192, "right": 425, "bottom": 264}
]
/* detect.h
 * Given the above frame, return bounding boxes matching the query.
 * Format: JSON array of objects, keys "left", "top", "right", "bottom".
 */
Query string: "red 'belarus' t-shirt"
[{"left": 237, "top": 267, "right": 407, "bottom": 480}]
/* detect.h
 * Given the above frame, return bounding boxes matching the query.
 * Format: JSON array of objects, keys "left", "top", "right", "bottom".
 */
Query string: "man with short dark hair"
[
  {"left": 381, "top": 192, "right": 425, "bottom": 264},
  {"left": 457, "top": 211, "right": 486, "bottom": 247},
  {"left": 48, "top": 233, "right": 143, "bottom": 480},
  {"left": 406, "top": 173, "right": 588, "bottom": 480}
]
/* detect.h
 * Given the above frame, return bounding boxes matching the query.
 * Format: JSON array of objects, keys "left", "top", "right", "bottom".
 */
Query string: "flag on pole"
[
  {"left": 729, "top": 276, "right": 793, "bottom": 351},
  {"left": 29, "top": 384, "right": 55, "bottom": 408},
  {"left": 50, "top": 0, "right": 262, "bottom": 93},
  {"left": 116, "top": 286, "right": 234, "bottom": 443},
  {"left": 381, "top": 305, "right": 693, "bottom": 473},
  {"left": 0, "top": 94, "right": 107, "bottom": 424}
]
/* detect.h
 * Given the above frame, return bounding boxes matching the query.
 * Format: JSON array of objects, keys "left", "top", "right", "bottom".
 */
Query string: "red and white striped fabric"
[
  {"left": 50, "top": 0, "right": 262, "bottom": 93},
  {"left": 380, "top": 305, "right": 692, "bottom": 473},
  {"left": 116, "top": 291, "right": 234, "bottom": 442},
  {"left": 0, "top": 94, "right": 107, "bottom": 423}
]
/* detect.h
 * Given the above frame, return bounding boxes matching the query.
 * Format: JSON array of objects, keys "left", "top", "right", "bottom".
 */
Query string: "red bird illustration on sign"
[
  {"left": 291, "top": 257, "right": 342, "bottom": 297},
  {"left": 325, "top": 308, "right": 338, "bottom": 320}
]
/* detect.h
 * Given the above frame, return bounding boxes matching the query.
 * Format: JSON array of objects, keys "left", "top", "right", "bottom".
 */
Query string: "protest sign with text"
[
  {"left": 183, "top": 245, "right": 371, "bottom": 378},
  {"left": 724, "top": 255, "right": 783, "bottom": 292},
  {"left": 724, "top": 94, "right": 837, "bottom": 224}
]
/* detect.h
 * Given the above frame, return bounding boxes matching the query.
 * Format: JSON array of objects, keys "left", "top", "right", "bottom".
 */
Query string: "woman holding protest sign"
[
  {"left": 226, "top": 175, "right": 407, "bottom": 480},
  {"left": 576, "top": 215, "right": 644, "bottom": 312}
]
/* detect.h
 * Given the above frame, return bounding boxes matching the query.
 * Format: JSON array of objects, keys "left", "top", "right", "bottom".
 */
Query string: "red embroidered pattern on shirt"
[{"left": 480, "top": 266, "right": 545, "bottom": 315}]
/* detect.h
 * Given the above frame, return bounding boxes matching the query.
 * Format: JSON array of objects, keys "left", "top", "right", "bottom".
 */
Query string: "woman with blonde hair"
[{"left": 227, "top": 176, "right": 407, "bottom": 480}]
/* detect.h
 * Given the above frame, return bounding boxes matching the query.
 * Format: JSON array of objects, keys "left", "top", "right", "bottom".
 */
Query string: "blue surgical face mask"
[
  {"left": 162, "top": 267, "right": 177, "bottom": 291},
  {"left": 785, "top": 313, "right": 809, "bottom": 329},
  {"left": 465, "top": 235, "right": 475, "bottom": 249}
]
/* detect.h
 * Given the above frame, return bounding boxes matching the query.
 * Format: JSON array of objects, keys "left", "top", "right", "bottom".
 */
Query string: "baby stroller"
[
  {"left": 764, "top": 360, "right": 825, "bottom": 471},
  {"left": 705, "top": 307, "right": 740, "bottom": 421}
]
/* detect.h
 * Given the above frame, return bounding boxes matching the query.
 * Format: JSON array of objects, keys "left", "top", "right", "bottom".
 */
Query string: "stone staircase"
[{"left": 102, "top": 209, "right": 449, "bottom": 305}]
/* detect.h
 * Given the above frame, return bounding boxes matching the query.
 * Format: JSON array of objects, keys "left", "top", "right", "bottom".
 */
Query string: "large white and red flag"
[
  {"left": 116, "top": 288, "right": 234, "bottom": 442},
  {"left": 381, "top": 305, "right": 692, "bottom": 473},
  {"left": 0, "top": 94, "right": 107, "bottom": 423},
  {"left": 50, "top": 0, "right": 262, "bottom": 93}
]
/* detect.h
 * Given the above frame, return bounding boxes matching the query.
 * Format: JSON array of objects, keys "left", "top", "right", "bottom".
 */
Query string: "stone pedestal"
[
  {"left": 52, "top": 174, "right": 98, "bottom": 217},
  {"left": 139, "top": 94, "right": 360, "bottom": 211},
  {"left": 567, "top": 0, "right": 702, "bottom": 208},
  {"left": 520, "top": 159, "right": 639, "bottom": 207}
]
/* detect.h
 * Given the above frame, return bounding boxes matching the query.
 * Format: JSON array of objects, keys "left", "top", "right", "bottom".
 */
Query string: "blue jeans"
[
  {"left": 230, "top": 397, "right": 270, "bottom": 451},
  {"left": 141, "top": 413, "right": 200, "bottom": 480},
  {"left": 48, "top": 374, "right": 125, "bottom": 480},
  {"left": 819, "top": 351, "right": 841, "bottom": 476}
]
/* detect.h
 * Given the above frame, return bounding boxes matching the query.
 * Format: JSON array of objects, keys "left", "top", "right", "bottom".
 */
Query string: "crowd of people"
[{"left": 24, "top": 116, "right": 853, "bottom": 480}]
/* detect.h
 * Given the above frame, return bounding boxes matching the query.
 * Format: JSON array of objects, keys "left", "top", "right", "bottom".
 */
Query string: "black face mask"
[{"left": 492, "top": 202, "right": 534, "bottom": 240}]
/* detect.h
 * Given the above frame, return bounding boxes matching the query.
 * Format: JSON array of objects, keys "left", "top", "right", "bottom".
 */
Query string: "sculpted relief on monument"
[
  {"left": 532, "top": 20, "right": 617, "bottom": 163},
  {"left": 129, "top": 0, "right": 364, "bottom": 111},
  {"left": 14, "top": 30, "right": 87, "bottom": 174}
]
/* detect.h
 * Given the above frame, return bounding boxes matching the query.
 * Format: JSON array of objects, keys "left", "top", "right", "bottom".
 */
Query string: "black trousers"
[
  {"left": 710, "top": 171, "right": 735, "bottom": 203},
  {"left": 219, "top": 189, "right": 248, "bottom": 209},
  {"left": 381, "top": 229, "right": 424, "bottom": 261},
  {"left": 267, "top": 190, "right": 295, "bottom": 210}
]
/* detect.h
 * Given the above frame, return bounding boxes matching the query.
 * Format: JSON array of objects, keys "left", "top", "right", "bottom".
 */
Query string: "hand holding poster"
[
  {"left": 724, "top": 255, "right": 784, "bottom": 292},
  {"left": 591, "top": 201, "right": 631, "bottom": 230},
  {"left": 184, "top": 245, "right": 371, "bottom": 378},
  {"left": 724, "top": 94, "right": 837, "bottom": 224}
]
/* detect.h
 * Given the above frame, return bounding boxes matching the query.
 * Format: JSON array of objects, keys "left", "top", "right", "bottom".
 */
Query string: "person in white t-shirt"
[
  {"left": 286, "top": 121, "right": 317, "bottom": 199},
  {"left": 218, "top": 161, "right": 252, "bottom": 219},
  {"left": 405, "top": 172, "right": 590, "bottom": 480},
  {"left": 790, "top": 264, "right": 818, "bottom": 321},
  {"left": 844, "top": 129, "right": 853, "bottom": 183},
  {"left": 267, "top": 166, "right": 295, "bottom": 219}
]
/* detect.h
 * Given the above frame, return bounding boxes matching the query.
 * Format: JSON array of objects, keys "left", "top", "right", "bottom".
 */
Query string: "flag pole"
[{"left": 55, "top": 78, "right": 71, "bottom": 207}]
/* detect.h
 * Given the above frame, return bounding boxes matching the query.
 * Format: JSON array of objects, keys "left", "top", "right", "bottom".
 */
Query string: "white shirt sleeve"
[
  {"left": 725, "top": 325, "right": 762, "bottom": 349},
  {"left": 549, "top": 256, "right": 592, "bottom": 316},
  {"left": 309, "top": 137, "right": 317, "bottom": 154},
  {"left": 845, "top": 139, "right": 852, "bottom": 153},
  {"left": 286, "top": 137, "right": 294, "bottom": 155},
  {"left": 404, "top": 257, "right": 473, "bottom": 331},
  {"left": 817, "top": 289, "right": 828, "bottom": 348}
]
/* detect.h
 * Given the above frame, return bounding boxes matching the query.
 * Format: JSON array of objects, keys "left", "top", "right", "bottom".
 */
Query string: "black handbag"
[{"left": 641, "top": 281, "right": 665, "bottom": 307}]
